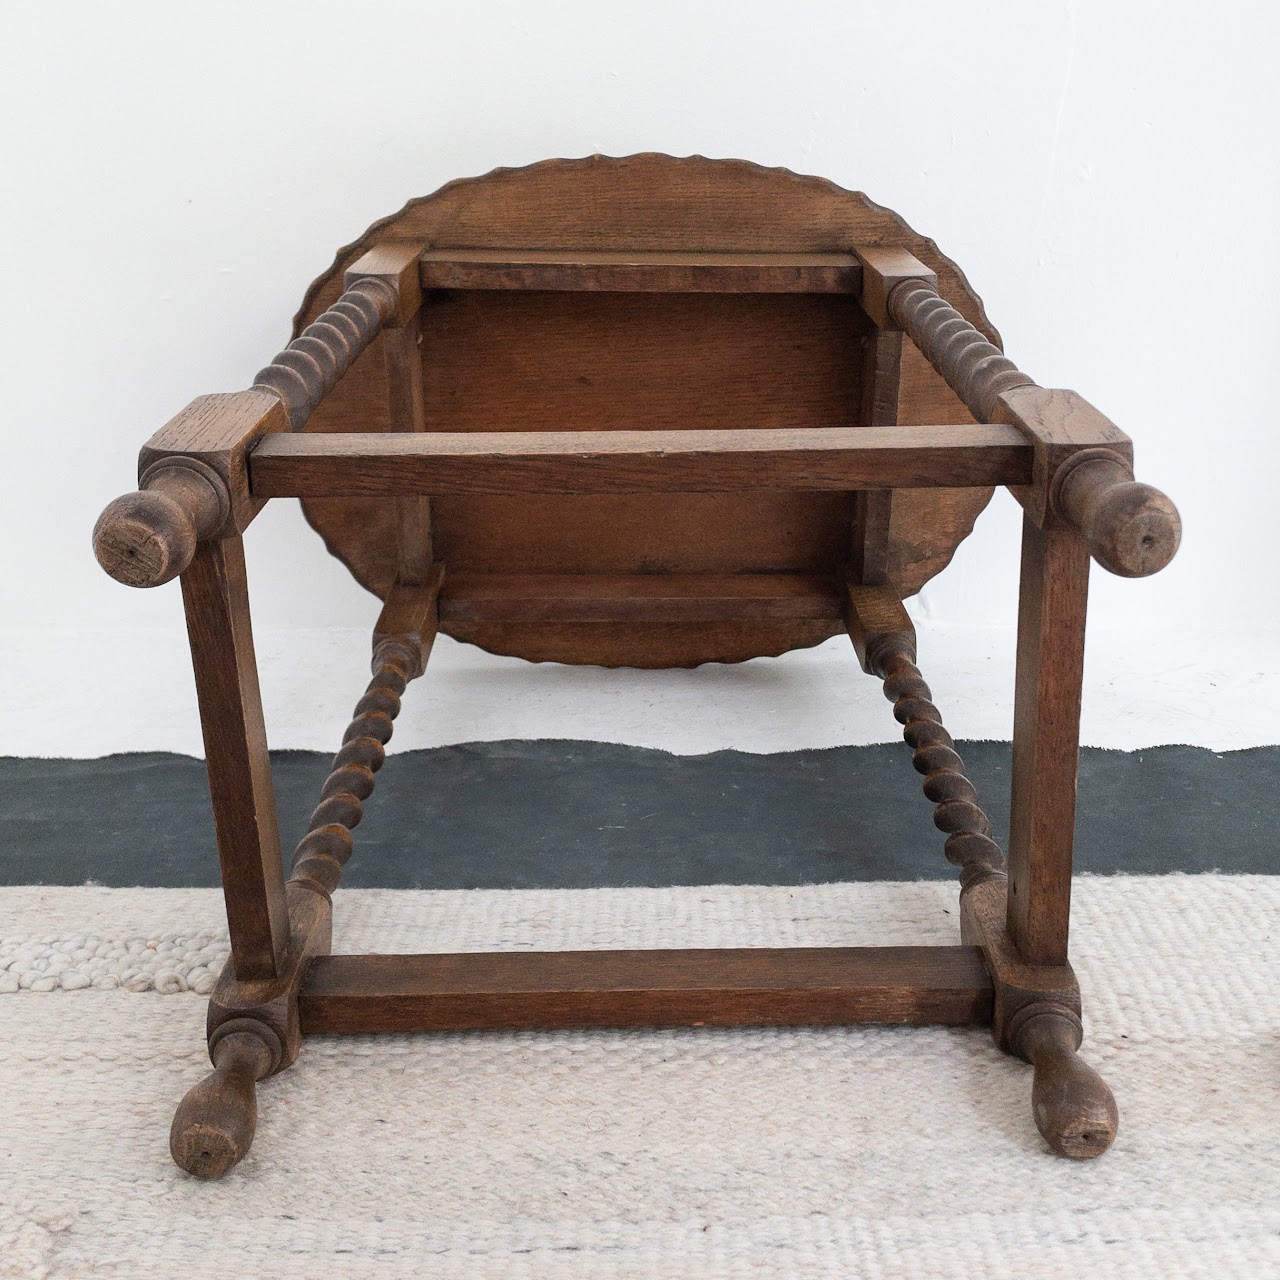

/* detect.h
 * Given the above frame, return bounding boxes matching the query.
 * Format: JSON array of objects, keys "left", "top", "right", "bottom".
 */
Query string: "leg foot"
[
  {"left": 1017, "top": 1010, "right": 1118, "bottom": 1159},
  {"left": 170, "top": 1020, "right": 278, "bottom": 1179}
]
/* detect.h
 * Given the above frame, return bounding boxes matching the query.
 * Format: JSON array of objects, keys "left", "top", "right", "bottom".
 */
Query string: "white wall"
[{"left": 1, "top": 0, "right": 1276, "bottom": 757}]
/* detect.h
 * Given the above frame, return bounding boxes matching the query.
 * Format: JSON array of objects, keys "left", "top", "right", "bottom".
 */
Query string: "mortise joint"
[
  {"left": 855, "top": 246, "right": 937, "bottom": 329},
  {"left": 344, "top": 243, "right": 425, "bottom": 327}
]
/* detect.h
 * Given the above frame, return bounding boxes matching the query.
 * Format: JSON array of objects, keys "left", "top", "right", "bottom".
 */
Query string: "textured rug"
[{"left": 1, "top": 877, "right": 1278, "bottom": 1279}]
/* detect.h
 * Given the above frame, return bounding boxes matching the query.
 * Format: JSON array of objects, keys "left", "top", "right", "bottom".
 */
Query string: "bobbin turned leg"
[
  {"left": 854, "top": 249, "right": 1171, "bottom": 1157},
  {"left": 168, "top": 577, "right": 442, "bottom": 1178},
  {"left": 1018, "top": 1008, "right": 1118, "bottom": 1159},
  {"left": 1002, "top": 516, "right": 1116, "bottom": 1156},
  {"left": 170, "top": 548, "right": 433, "bottom": 1180},
  {"left": 165, "top": 532, "right": 297, "bottom": 1177},
  {"left": 961, "top": 877, "right": 1118, "bottom": 1158},
  {"left": 172, "top": 881, "right": 332, "bottom": 1178},
  {"left": 847, "top": 580, "right": 1116, "bottom": 1159},
  {"left": 87, "top": 244, "right": 427, "bottom": 1177},
  {"left": 170, "top": 1018, "right": 280, "bottom": 1179}
]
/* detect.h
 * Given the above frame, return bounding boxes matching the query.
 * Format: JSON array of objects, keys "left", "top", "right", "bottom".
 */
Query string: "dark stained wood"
[
  {"left": 442, "top": 572, "right": 840, "bottom": 625},
  {"left": 1053, "top": 448, "right": 1182, "bottom": 579},
  {"left": 847, "top": 584, "right": 1006, "bottom": 891},
  {"left": 294, "top": 155, "right": 1003, "bottom": 300},
  {"left": 859, "top": 329, "right": 905, "bottom": 431},
  {"left": 348, "top": 243, "right": 436, "bottom": 583},
  {"left": 169, "top": 1025, "right": 274, "bottom": 1180},
  {"left": 409, "top": 287, "right": 875, "bottom": 664},
  {"left": 296, "top": 155, "right": 1004, "bottom": 666},
  {"left": 90, "top": 155, "right": 1169, "bottom": 1175},
  {"left": 204, "top": 881, "right": 334, "bottom": 1071},
  {"left": 298, "top": 946, "right": 994, "bottom": 1034},
  {"left": 419, "top": 247, "right": 862, "bottom": 293},
  {"left": 960, "top": 877, "right": 1116, "bottom": 1158},
  {"left": 850, "top": 328, "right": 903, "bottom": 584},
  {"left": 418, "top": 290, "right": 865, "bottom": 435},
  {"left": 140, "top": 391, "right": 289, "bottom": 533},
  {"left": 854, "top": 245, "right": 936, "bottom": 329},
  {"left": 172, "top": 881, "right": 335, "bottom": 1177},
  {"left": 959, "top": 876, "right": 1080, "bottom": 1042},
  {"left": 251, "top": 424, "right": 1031, "bottom": 496},
  {"left": 95, "top": 392, "right": 287, "bottom": 588},
  {"left": 93, "top": 460, "right": 229, "bottom": 588},
  {"left": 382, "top": 314, "right": 435, "bottom": 583},
  {"left": 884, "top": 341, "right": 994, "bottom": 592},
  {"left": 1007, "top": 517, "right": 1091, "bottom": 967},
  {"left": 891, "top": 275, "right": 1180, "bottom": 579},
  {"left": 444, "top": 617, "right": 845, "bottom": 670},
  {"left": 993, "top": 387, "right": 1131, "bottom": 524},
  {"left": 252, "top": 279, "right": 397, "bottom": 432},
  {"left": 1020, "top": 1009, "right": 1119, "bottom": 1159},
  {"left": 346, "top": 242, "right": 423, "bottom": 327},
  {"left": 373, "top": 565, "right": 444, "bottom": 675},
  {"left": 219, "top": 589, "right": 429, "bottom": 1087},
  {"left": 845, "top": 581, "right": 916, "bottom": 674},
  {"left": 890, "top": 274, "right": 1035, "bottom": 425},
  {"left": 289, "top": 600, "right": 437, "bottom": 898},
  {"left": 179, "top": 537, "right": 289, "bottom": 981},
  {"left": 97, "top": 258, "right": 420, "bottom": 591}
]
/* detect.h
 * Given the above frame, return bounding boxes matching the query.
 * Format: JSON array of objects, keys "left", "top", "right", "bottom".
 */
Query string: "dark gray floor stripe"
[{"left": 1, "top": 741, "right": 1275, "bottom": 889}]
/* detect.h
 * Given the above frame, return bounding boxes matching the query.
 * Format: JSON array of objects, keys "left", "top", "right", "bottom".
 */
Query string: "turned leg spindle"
[
  {"left": 884, "top": 273, "right": 1180, "bottom": 579},
  {"left": 252, "top": 277, "right": 398, "bottom": 431},
  {"left": 875, "top": 643, "right": 1007, "bottom": 892},
  {"left": 1015, "top": 1008, "right": 1118, "bottom": 1159},
  {"left": 169, "top": 1019, "right": 281, "bottom": 1179},
  {"left": 93, "top": 458, "right": 231, "bottom": 588},
  {"left": 167, "top": 620, "right": 430, "bottom": 1179},
  {"left": 848, "top": 583, "right": 1117, "bottom": 1159},
  {"left": 288, "top": 639, "right": 419, "bottom": 900}
]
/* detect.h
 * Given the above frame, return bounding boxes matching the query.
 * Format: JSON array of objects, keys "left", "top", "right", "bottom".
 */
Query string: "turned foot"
[
  {"left": 170, "top": 1020, "right": 279, "bottom": 1179},
  {"left": 1017, "top": 1010, "right": 1118, "bottom": 1159}
]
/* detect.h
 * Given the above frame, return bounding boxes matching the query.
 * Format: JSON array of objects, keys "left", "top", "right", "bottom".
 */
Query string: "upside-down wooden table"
[{"left": 93, "top": 155, "right": 1181, "bottom": 1178}]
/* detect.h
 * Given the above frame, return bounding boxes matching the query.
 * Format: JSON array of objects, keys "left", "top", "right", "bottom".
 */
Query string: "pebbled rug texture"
[{"left": 1, "top": 876, "right": 1278, "bottom": 1279}]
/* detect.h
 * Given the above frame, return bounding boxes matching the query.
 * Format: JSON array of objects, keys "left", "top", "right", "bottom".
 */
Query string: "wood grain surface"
[
  {"left": 252, "top": 424, "right": 1031, "bottom": 496},
  {"left": 292, "top": 155, "right": 1002, "bottom": 666},
  {"left": 418, "top": 247, "right": 863, "bottom": 293},
  {"left": 1008, "top": 517, "right": 1091, "bottom": 966},
  {"left": 299, "top": 945, "right": 994, "bottom": 1033},
  {"left": 179, "top": 538, "right": 289, "bottom": 980}
]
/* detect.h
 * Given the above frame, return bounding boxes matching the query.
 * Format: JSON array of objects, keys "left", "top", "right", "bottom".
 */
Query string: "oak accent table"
[{"left": 92, "top": 155, "right": 1180, "bottom": 1178}]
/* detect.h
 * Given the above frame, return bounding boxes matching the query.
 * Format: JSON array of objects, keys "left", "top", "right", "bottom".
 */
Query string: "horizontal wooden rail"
[
  {"left": 250, "top": 424, "right": 1032, "bottom": 497},
  {"left": 420, "top": 248, "right": 861, "bottom": 294},
  {"left": 441, "top": 572, "right": 841, "bottom": 625},
  {"left": 298, "top": 946, "right": 994, "bottom": 1034}
]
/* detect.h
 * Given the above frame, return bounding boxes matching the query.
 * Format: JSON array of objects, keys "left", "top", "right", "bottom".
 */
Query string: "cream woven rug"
[{"left": 1, "top": 877, "right": 1278, "bottom": 1279}]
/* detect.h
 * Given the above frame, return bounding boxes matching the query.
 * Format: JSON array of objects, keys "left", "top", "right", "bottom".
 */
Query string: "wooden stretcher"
[{"left": 92, "top": 155, "right": 1181, "bottom": 1177}]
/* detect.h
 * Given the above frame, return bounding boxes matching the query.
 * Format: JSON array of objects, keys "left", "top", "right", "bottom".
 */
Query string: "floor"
[
  {"left": 2, "top": 740, "right": 1276, "bottom": 888},
  {"left": 4, "top": 877, "right": 1278, "bottom": 1278}
]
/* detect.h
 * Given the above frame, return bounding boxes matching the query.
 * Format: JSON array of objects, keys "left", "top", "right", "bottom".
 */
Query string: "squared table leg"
[
  {"left": 181, "top": 536, "right": 288, "bottom": 981},
  {"left": 1007, "top": 515, "right": 1090, "bottom": 967}
]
